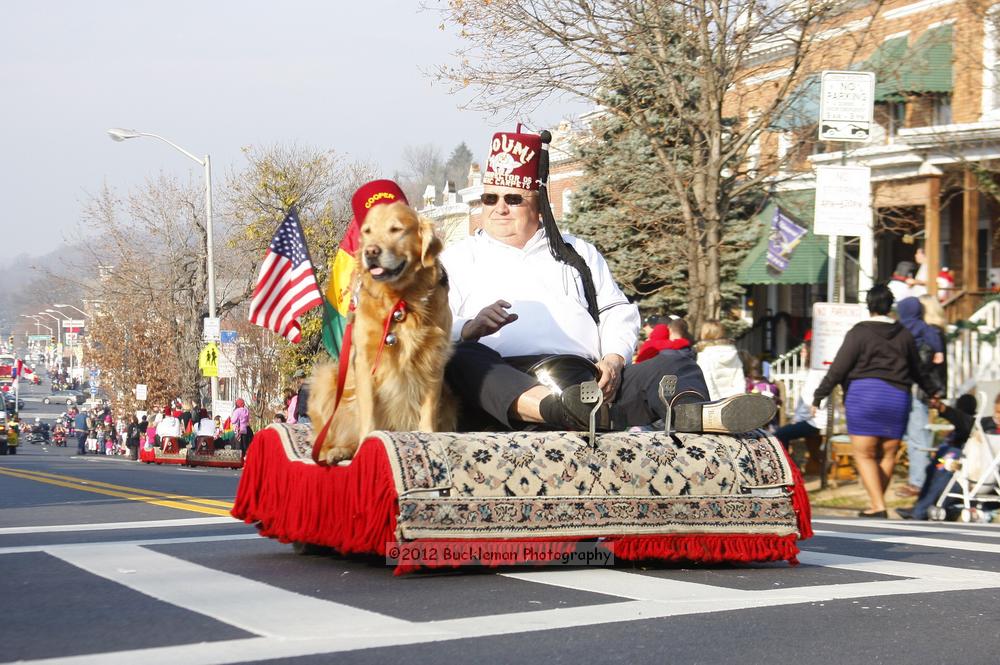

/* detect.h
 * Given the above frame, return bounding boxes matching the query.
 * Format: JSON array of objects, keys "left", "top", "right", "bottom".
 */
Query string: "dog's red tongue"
[{"left": 369, "top": 266, "right": 385, "bottom": 276}]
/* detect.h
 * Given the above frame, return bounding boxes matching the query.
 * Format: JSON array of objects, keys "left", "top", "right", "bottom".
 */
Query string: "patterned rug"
[{"left": 254, "top": 425, "right": 800, "bottom": 541}]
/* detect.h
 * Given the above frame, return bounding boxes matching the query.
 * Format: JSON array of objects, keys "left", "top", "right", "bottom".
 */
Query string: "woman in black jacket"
[{"left": 812, "top": 285, "right": 940, "bottom": 518}]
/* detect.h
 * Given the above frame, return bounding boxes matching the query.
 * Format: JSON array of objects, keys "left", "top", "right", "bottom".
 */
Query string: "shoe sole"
[{"left": 673, "top": 394, "right": 776, "bottom": 434}]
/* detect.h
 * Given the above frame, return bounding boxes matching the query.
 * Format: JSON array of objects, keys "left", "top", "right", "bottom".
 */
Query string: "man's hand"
[
  {"left": 461, "top": 300, "right": 518, "bottom": 341},
  {"left": 596, "top": 354, "right": 625, "bottom": 401}
]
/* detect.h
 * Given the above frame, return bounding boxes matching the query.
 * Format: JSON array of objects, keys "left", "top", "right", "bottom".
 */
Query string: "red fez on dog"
[
  {"left": 483, "top": 130, "right": 542, "bottom": 191},
  {"left": 351, "top": 179, "right": 408, "bottom": 225}
]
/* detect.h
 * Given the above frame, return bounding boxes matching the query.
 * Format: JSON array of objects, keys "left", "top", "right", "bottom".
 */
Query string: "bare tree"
[
  {"left": 77, "top": 179, "right": 210, "bottom": 401},
  {"left": 435, "top": 0, "right": 872, "bottom": 331}
]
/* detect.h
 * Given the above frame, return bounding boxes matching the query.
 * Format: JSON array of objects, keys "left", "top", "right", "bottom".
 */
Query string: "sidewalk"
[
  {"left": 804, "top": 471, "right": 1000, "bottom": 521},
  {"left": 804, "top": 474, "right": 913, "bottom": 517}
]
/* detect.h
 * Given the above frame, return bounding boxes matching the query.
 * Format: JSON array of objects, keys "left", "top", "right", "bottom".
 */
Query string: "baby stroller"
[{"left": 927, "top": 392, "right": 1000, "bottom": 523}]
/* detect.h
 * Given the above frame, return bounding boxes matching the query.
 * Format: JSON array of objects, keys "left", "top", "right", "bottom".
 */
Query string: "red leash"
[{"left": 311, "top": 300, "right": 405, "bottom": 465}]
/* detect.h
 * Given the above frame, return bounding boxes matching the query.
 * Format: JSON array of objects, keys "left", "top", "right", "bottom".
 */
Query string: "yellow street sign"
[{"left": 199, "top": 342, "right": 219, "bottom": 377}]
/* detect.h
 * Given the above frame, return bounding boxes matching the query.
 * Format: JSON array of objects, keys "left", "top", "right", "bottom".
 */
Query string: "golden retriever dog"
[{"left": 309, "top": 201, "right": 456, "bottom": 464}]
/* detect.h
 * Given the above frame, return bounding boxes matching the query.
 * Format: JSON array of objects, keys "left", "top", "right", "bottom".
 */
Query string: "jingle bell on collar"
[
  {"left": 384, "top": 333, "right": 398, "bottom": 346},
  {"left": 392, "top": 307, "right": 406, "bottom": 322}
]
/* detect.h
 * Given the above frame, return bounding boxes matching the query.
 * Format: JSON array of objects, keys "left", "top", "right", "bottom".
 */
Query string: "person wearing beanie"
[
  {"left": 441, "top": 128, "right": 774, "bottom": 433},
  {"left": 888, "top": 260, "right": 916, "bottom": 304}
]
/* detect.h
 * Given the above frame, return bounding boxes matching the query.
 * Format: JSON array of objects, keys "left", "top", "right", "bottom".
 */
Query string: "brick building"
[{"left": 733, "top": 0, "right": 1000, "bottom": 340}]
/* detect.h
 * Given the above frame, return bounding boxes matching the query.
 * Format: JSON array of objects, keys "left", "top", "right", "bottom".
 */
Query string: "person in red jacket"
[{"left": 636, "top": 322, "right": 693, "bottom": 363}]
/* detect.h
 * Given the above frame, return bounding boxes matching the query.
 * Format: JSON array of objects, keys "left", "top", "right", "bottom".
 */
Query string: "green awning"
[
  {"left": 899, "top": 24, "right": 953, "bottom": 94},
  {"left": 862, "top": 36, "right": 910, "bottom": 102},
  {"left": 736, "top": 190, "right": 829, "bottom": 285},
  {"left": 771, "top": 74, "right": 820, "bottom": 131}
]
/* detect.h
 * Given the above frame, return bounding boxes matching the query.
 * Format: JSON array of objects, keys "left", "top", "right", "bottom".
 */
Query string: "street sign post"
[
  {"left": 813, "top": 165, "right": 872, "bottom": 237},
  {"left": 810, "top": 303, "right": 868, "bottom": 371},
  {"left": 819, "top": 70, "right": 876, "bottom": 142},
  {"left": 199, "top": 342, "right": 219, "bottom": 377},
  {"left": 217, "top": 344, "right": 237, "bottom": 378},
  {"left": 203, "top": 317, "right": 221, "bottom": 342}
]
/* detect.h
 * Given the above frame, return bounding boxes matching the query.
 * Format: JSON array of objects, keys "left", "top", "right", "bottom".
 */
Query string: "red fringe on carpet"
[
  {"left": 784, "top": 447, "right": 814, "bottom": 540},
  {"left": 232, "top": 430, "right": 398, "bottom": 556},
  {"left": 605, "top": 533, "right": 801, "bottom": 565},
  {"left": 232, "top": 429, "right": 813, "bottom": 574}
]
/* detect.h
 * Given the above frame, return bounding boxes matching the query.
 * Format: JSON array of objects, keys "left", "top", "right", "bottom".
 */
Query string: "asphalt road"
[{"left": 4, "top": 441, "right": 1000, "bottom": 664}]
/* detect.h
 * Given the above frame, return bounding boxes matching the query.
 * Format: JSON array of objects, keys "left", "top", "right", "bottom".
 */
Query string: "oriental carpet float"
[{"left": 232, "top": 424, "right": 812, "bottom": 574}]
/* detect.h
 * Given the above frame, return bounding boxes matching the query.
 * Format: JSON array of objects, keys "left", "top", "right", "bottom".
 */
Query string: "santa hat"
[
  {"left": 351, "top": 180, "right": 408, "bottom": 226},
  {"left": 482, "top": 129, "right": 542, "bottom": 191}
]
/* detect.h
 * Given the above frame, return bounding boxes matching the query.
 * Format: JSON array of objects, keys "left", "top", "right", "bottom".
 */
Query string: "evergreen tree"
[
  {"left": 444, "top": 142, "right": 474, "bottom": 191},
  {"left": 568, "top": 54, "right": 760, "bottom": 329}
]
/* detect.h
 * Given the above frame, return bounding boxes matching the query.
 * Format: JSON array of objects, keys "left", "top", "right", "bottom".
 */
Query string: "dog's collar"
[{"left": 371, "top": 299, "right": 407, "bottom": 375}]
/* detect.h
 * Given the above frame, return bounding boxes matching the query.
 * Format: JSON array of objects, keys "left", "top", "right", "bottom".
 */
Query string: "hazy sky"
[{"left": 3, "top": 1, "right": 582, "bottom": 257}]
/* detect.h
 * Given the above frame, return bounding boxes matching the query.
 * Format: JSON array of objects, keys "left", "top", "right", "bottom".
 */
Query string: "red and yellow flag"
[{"left": 320, "top": 215, "right": 360, "bottom": 357}]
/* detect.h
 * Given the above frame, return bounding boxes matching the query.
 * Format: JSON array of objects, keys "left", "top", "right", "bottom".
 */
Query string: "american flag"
[{"left": 248, "top": 207, "right": 324, "bottom": 343}]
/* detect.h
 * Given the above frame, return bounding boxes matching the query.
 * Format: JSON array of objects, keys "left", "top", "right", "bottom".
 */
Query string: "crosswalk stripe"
[
  {"left": 48, "top": 544, "right": 413, "bottom": 640},
  {"left": 7, "top": 530, "right": 1000, "bottom": 664},
  {"left": 814, "top": 528, "right": 1000, "bottom": 553},
  {"left": 0, "top": 517, "right": 239, "bottom": 535},
  {"left": 813, "top": 518, "right": 1000, "bottom": 538}
]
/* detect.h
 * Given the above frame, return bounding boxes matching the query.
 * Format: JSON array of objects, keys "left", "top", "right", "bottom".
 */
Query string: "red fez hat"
[
  {"left": 483, "top": 130, "right": 542, "bottom": 191},
  {"left": 351, "top": 179, "right": 408, "bottom": 226}
]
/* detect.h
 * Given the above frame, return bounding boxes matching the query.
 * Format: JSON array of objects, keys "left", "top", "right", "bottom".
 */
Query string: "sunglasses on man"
[{"left": 481, "top": 192, "right": 530, "bottom": 206}]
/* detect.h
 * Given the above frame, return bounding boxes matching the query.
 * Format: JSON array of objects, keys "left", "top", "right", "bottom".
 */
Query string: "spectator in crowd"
[
  {"left": 696, "top": 320, "right": 746, "bottom": 401},
  {"left": 897, "top": 394, "right": 979, "bottom": 520},
  {"left": 636, "top": 323, "right": 686, "bottom": 363},
  {"left": 887, "top": 261, "right": 916, "bottom": 304},
  {"left": 668, "top": 317, "right": 695, "bottom": 347},
  {"left": 232, "top": 398, "right": 251, "bottom": 456},
  {"left": 273, "top": 412, "right": 287, "bottom": 423},
  {"left": 126, "top": 416, "right": 141, "bottom": 461},
  {"left": 982, "top": 393, "right": 1000, "bottom": 435},
  {"left": 812, "top": 284, "right": 941, "bottom": 518},
  {"left": 745, "top": 357, "right": 780, "bottom": 432},
  {"left": 283, "top": 386, "right": 298, "bottom": 424},
  {"left": 72, "top": 407, "right": 88, "bottom": 455},
  {"left": 773, "top": 360, "right": 830, "bottom": 471},
  {"left": 896, "top": 296, "right": 946, "bottom": 498},
  {"left": 908, "top": 244, "right": 928, "bottom": 297},
  {"left": 179, "top": 400, "right": 195, "bottom": 430},
  {"left": 641, "top": 315, "right": 661, "bottom": 341},
  {"left": 292, "top": 369, "right": 311, "bottom": 425}
]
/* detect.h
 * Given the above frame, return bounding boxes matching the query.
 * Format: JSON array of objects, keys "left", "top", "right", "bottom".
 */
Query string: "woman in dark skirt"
[{"left": 812, "top": 284, "right": 941, "bottom": 517}]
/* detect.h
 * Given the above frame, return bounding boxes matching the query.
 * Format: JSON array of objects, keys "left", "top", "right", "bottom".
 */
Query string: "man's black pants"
[{"left": 445, "top": 342, "right": 709, "bottom": 431}]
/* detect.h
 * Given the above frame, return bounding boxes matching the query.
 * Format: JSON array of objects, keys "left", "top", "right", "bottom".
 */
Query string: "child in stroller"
[{"left": 897, "top": 394, "right": 997, "bottom": 521}]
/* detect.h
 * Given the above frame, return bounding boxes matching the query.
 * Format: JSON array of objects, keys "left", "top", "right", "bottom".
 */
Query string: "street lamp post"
[
  {"left": 37, "top": 311, "right": 62, "bottom": 348},
  {"left": 107, "top": 127, "right": 218, "bottom": 410},
  {"left": 20, "top": 314, "right": 42, "bottom": 336},
  {"left": 53, "top": 304, "right": 87, "bottom": 376},
  {"left": 45, "top": 309, "right": 70, "bottom": 369},
  {"left": 53, "top": 303, "right": 91, "bottom": 319}
]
